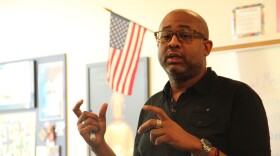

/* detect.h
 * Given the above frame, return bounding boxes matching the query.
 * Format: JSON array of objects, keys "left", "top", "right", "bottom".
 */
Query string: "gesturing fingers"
[
  {"left": 150, "top": 128, "right": 166, "bottom": 145},
  {"left": 78, "top": 118, "right": 99, "bottom": 132},
  {"left": 73, "top": 99, "right": 84, "bottom": 118},
  {"left": 137, "top": 119, "right": 161, "bottom": 134},
  {"left": 77, "top": 112, "right": 98, "bottom": 128},
  {"left": 142, "top": 105, "right": 170, "bottom": 121},
  {"left": 138, "top": 105, "right": 170, "bottom": 134},
  {"left": 98, "top": 103, "right": 108, "bottom": 122}
]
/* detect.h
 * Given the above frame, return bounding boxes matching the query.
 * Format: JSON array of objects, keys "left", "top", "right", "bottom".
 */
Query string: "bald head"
[{"left": 159, "top": 9, "right": 209, "bottom": 39}]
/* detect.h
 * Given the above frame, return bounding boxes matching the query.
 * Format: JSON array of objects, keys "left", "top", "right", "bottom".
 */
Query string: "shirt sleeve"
[{"left": 228, "top": 83, "right": 271, "bottom": 156}]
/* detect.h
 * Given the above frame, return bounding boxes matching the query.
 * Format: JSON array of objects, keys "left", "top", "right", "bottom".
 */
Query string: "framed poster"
[
  {"left": 36, "top": 54, "right": 67, "bottom": 156},
  {"left": 87, "top": 57, "right": 149, "bottom": 156},
  {"left": 37, "top": 55, "right": 66, "bottom": 121},
  {"left": 0, "top": 111, "right": 36, "bottom": 156},
  {"left": 232, "top": 3, "right": 264, "bottom": 39},
  {"left": 0, "top": 60, "right": 35, "bottom": 111}
]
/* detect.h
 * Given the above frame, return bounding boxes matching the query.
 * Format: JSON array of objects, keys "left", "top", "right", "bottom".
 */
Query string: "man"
[{"left": 73, "top": 9, "right": 271, "bottom": 156}]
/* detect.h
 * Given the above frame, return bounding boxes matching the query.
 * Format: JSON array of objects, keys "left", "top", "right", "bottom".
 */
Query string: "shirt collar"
[
  {"left": 162, "top": 67, "right": 217, "bottom": 96},
  {"left": 194, "top": 67, "right": 217, "bottom": 95}
]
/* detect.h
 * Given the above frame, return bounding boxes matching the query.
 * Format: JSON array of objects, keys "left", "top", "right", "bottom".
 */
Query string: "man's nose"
[{"left": 168, "top": 34, "right": 182, "bottom": 48}]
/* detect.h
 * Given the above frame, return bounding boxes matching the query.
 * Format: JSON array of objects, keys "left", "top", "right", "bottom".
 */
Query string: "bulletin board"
[
  {"left": 0, "top": 54, "right": 67, "bottom": 156},
  {"left": 35, "top": 54, "right": 67, "bottom": 156},
  {"left": 208, "top": 43, "right": 280, "bottom": 156}
]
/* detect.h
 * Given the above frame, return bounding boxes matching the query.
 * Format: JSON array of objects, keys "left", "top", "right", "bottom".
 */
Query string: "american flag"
[{"left": 107, "top": 13, "right": 146, "bottom": 96}]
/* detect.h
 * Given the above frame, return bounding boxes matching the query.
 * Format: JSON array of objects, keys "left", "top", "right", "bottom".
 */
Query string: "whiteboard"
[{"left": 207, "top": 45, "right": 280, "bottom": 156}]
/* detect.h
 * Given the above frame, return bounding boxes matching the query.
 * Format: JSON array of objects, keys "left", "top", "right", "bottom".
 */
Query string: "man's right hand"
[{"left": 73, "top": 99, "right": 116, "bottom": 155}]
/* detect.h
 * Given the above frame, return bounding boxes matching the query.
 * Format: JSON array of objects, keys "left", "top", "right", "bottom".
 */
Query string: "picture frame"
[
  {"left": 0, "top": 111, "right": 36, "bottom": 156},
  {"left": 232, "top": 3, "right": 264, "bottom": 39},
  {"left": 37, "top": 54, "right": 66, "bottom": 121},
  {"left": 87, "top": 57, "right": 149, "bottom": 156},
  {"left": 0, "top": 60, "right": 35, "bottom": 111}
]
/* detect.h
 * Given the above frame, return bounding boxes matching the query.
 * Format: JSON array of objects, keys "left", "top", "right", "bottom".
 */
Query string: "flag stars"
[{"left": 110, "top": 14, "right": 129, "bottom": 50}]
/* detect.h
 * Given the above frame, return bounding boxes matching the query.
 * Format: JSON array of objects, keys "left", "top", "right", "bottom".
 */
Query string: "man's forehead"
[
  {"left": 161, "top": 24, "right": 192, "bottom": 30},
  {"left": 159, "top": 14, "right": 198, "bottom": 30}
]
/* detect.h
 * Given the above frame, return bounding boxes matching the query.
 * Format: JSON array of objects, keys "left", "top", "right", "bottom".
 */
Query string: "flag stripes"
[{"left": 107, "top": 13, "right": 146, "bottom": 95}]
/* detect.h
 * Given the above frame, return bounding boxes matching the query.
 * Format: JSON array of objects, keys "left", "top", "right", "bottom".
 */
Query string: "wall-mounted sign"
[{"left": 232, "top": 3, "right": 264, "bottom": 39}]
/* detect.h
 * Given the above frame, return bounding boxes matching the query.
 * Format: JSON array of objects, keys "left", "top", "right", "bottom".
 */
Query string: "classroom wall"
[
  {"left": 95, "top": 0, "right": 280, "bottom": 47},
  {"left": 0, "top": 1, "right": 159, "bottom": 156},
  {"left": 0, "top": 0, "right": 279, "bottom": 156}
]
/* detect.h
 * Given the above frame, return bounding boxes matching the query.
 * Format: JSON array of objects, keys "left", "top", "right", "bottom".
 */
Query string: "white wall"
[
  {"left": 93, "top": 0, "right": 280, "bottom": 47},
  {"left": 0, "top": 1, "right": 160, "bottom": 156},
  {"left": 0, "top": 0, "right": 279, "bottom": 156}
]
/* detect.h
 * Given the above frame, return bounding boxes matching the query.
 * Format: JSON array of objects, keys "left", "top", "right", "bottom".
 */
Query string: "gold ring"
[
  {"left": 156, "top": 119, "right": 162, "bottom": 128},
  {"left": 82, "top": 121, "right": 87, "bottom": 126}
]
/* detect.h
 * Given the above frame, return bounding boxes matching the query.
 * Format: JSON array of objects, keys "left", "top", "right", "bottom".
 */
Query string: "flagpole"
[{"left": 103, "top": 7, "right": 154, "bottom": 33}]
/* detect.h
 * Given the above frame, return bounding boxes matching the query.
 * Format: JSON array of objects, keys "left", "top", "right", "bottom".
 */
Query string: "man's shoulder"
[
  {"left": 206, "top": 68, "right": 249, "bottom": 89},
  {"left": 214, "top": 74, "right": 258, "bottom": 95},
  {"left": 217, "top": 74, "right": 249, "bottom": 86},
  {"left": 145, "top": 91, "right": 164, "bottom": 106}
]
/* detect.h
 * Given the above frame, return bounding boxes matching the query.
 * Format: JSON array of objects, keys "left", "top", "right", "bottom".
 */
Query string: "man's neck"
[{"left": 169, "top": 69, "right": 207, "bottom": 102}]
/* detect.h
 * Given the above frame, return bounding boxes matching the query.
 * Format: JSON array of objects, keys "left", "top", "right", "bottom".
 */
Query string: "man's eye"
[
  {"left": 161, "top": 33, "right": 172, "bottom": 40},
  {"left": 179, "top": 33, "right": 192, "bottom": 40}
]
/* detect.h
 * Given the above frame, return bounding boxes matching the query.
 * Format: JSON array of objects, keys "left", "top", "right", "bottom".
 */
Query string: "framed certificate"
[{"left": 0, "top": 60, "right": 35, "bottom": 111}]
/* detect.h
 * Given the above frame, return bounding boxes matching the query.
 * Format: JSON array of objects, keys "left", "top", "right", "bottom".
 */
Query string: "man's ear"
[{"left": 204, "top": 40, "right": 213, "bottom": 56}]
